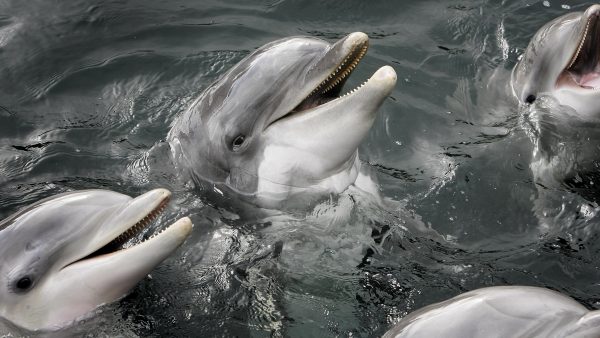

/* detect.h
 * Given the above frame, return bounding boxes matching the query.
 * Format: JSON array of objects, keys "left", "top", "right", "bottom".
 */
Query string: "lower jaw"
[
  {"left": 554, "top": 84, "right": 599, "bottom": 94},
  {"left": 551, "top": 87, "right": 600, "bottom": 117}
]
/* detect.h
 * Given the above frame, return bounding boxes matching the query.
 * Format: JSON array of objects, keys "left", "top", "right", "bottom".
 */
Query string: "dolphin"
[
  {"left": 382, "top": 286, "right": 600, "bottom": 338},
  {"left": 168, "top": 32, "right": 397, "bottom": 208},
  {"left": 0, "top": 189, "right": 192, "bottom": 331},
  {"left": 512, "top": 4, "right": 600, "bottom": 117},
  {"left": 511, "top": 4, "right": 600, "bottom": 234}
]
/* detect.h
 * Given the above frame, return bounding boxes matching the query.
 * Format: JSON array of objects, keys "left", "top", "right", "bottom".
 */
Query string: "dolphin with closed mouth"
[
  {"left": 512, "top": 4, "right": 600, "bottom": 116},
  {"left": 0, "top": 188, "right": 192, "bottom": 331},
  {"left": 168, "top": 32, "right": 397, "bottom": 208},
  {"left": 383, "top": 286, "right": 600, "bottom": 338}
]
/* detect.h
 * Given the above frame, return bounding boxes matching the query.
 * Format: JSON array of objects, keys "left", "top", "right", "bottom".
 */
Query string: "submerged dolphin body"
[
  {"left": 168, "top": 32, "right": 397, "bottom": 208},
  {"left": 0, "top": 189, "right": 192, "bottom": 331},
  {"left": 512, "top": 4, "right": 600, "bottom": 116},
  {"left": 383, "top": 286, "right": 600, "bottom": 338}
]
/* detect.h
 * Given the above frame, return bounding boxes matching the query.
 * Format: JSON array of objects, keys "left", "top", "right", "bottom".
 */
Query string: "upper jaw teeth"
[
  {"left": 106, "top": 198, "right": 170, "bottom": 250},
  {"left": 567, "top": 15, "right": 594, "bottom": 70},
  {"left": 308, "top": 42, "right": 369, "bottom": 97}
]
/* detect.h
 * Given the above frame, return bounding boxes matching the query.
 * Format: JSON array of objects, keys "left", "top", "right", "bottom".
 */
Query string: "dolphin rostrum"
[
  {"left": 168, "top": 32, "right": 397, "bottom": 208},
  {"left": 0, "top": 189, "right": 192, "bottom": 331},
  {"left": 383, "top": 286, "right": 600, "bottom": 338},
  {"left": 512, "top": 4, "right": 600, "bottom": 116}
]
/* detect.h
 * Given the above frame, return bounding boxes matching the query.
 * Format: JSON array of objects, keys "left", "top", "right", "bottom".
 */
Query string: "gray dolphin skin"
[
  {"left": 382, "top": 286, "right": 600, "bottom": 338},
  {"left": 168, "top": 32, "right": 397, "bottom": 208},
  {"left": 0, "top": 189, "right": 192, "bottom": 331},
  {"left": 512, "top": 4, "right": 600, "bottom": 116}
]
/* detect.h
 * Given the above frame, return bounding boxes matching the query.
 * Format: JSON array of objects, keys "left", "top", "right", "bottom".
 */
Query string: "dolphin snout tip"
[
  {"left": 346, "top": 32, "right": 369, "bottom": 45},
  {"left": 175, "top": 216, "right": 193, "bottom": 234},
  {"left": 373, "top": 65, "right": 397, "bottom": 85},
  {"left": 586, "top": 4, "right": 600, "bottom": 17},
  {"left": 168, "top": 216, "right": 193, "bottom": 243},
  {"left": 150, "top": 188, "right": 172, "bottom": 199}
]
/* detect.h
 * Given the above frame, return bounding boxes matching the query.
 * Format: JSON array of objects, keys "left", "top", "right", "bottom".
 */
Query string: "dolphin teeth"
[
  {"left": 290, "top": 39, "right": 369, "bottom": 114},
  {"left": 313, "top": 40, "right": 369, "bottom": 95},
  {"left": 103, "top": 196, "right": 171, "bottom": 250},
  {"left": 567, "top": 15, "right": 592, "bottom": 70}
]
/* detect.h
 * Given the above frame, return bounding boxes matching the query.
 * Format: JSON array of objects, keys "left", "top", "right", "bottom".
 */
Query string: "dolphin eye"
[
  {"left": 15, "top": 276, "right": 33, "bottom": 291},
  {"left": 232, "top": 135, "right": 246, "bottom": 150},
  {"left": 525, "top": 94, "right": 536, "bottom": 104}
]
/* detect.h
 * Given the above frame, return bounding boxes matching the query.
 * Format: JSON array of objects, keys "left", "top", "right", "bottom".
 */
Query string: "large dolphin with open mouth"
[
  {"left": 383, "top": 286, "right": 600, "bottom": 338},
  {"left": 168, "top": 32, "right": 397, "bottom": 208},
  {"left": 512, "top": 4, "right": 600, "bottom": 115},
  {"left": 0, "top": 189, "right": 192, "bottom": 331}
]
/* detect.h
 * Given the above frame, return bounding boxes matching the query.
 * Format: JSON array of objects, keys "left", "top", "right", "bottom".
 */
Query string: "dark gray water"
[{"left": 1, "top": 0, "right": 599, "bottom": 337}]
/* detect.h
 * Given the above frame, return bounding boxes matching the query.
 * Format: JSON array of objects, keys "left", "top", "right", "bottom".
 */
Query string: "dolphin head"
[
  {"left": 513, "top": 4, "right": 600, "bottom": 117},
  {"left": 169, "top": 32, "right": 396, "bottom": 206},
  {"left": 0, "top": 189, "right": 192, "bottom": 331}
]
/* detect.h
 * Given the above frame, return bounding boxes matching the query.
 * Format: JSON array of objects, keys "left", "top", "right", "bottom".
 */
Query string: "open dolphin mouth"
[
  {"left": 105, "top": 196, "right": 170, "bottom": 249},
  {"left": 293, "top": 39, "right": 369, "bottom": 112},
  {"left": 258, "top": 33, "right": 369, "bottom": 127},
  {"left": 64, "top": 192, "right": 175, "bottom": 268},
  {"left": 557, "top": 11, "right": 600, "bottom": 90}
]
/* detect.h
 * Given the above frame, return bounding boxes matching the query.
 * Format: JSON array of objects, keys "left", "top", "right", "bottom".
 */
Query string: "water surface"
[{"left": 1, "top": 0, "right": 599, "bottom": 337}]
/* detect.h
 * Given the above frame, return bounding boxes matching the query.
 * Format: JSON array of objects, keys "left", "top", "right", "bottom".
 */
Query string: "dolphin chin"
[
  {"left": 512, "top": 4, "right": 600, "bottom": 116},
  {"left": 256, "top": 65, "right": 397, "bottom": 206},
  {"left": 168, "top": 32, "right": 397, "bottom": 208},
  {"left": 0, "top": 189, "right": 192, "bottom": 331},
  {"left": 383, "top": 286, "right": 600, "bottom": 338}
]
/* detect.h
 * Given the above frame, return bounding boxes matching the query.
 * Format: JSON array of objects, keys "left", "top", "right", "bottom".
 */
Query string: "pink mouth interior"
[
  {"left": 580, "top": 71, "right": 600, "bottom": 88},
  {"left": 556, "top": 13, "right": 600, "bottom": 90},
  {"left": 558, "top": 69, "right": 600, "bottom": 89}
]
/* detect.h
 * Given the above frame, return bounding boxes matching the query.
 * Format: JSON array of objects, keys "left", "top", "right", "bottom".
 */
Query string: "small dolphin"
[
  {"left": 512, "top": 4, "right": 600, "bottom": 116},
  {"left": 0, "top": 189, "right": 192, "bottom": 331},
  {"left": 512, "top": 4, "right": 600, "bottom": 232},
  {"left": 382, "top": 286, "right": 600, "bottom": 338},
  {"left": 168, "top": 32, "right": 397, "bottom": 208}
]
